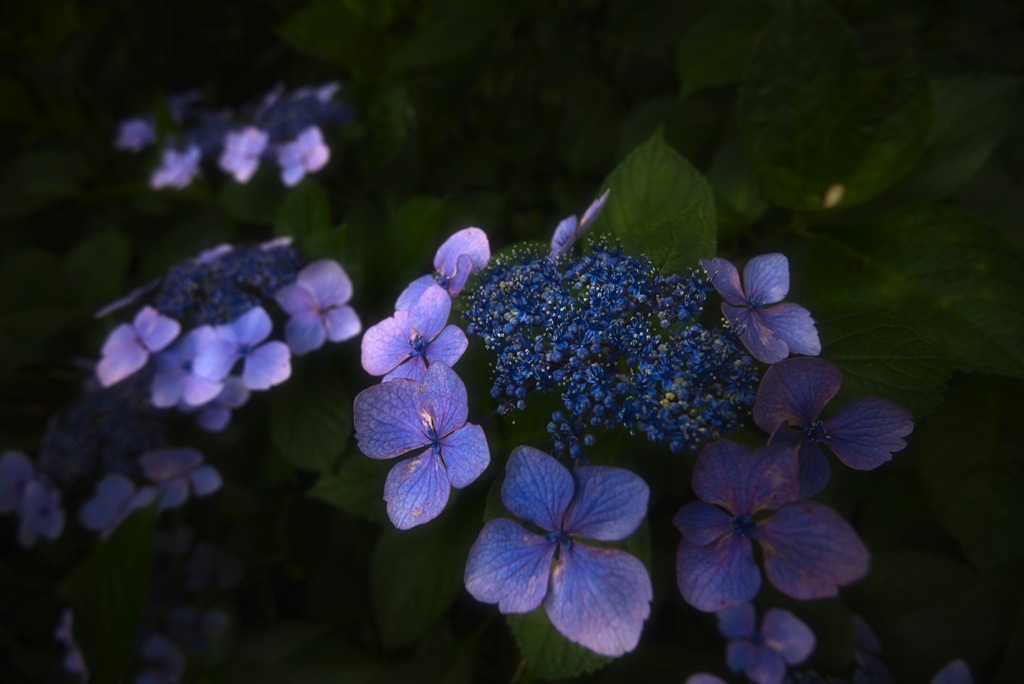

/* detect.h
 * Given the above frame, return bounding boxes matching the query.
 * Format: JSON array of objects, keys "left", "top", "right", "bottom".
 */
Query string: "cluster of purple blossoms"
[
  {"left": 114, "top": 83, "right": 353, "bottom": 189},
  {"left": 0, "top": 451, "right": 65, "bottom": 547}
]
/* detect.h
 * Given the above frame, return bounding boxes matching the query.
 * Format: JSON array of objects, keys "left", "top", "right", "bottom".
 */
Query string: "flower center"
[
  {"left": 803, "top": 419, "right": 828, "bottom": 443},
  {"left": 545, "top": 530, "right": 572, "bottom": 547},
  {"left": 409, "top": 331, "right": 428, "bottom": 357},
  {"left": 731, "top": 512, "right": 757, "bottom": 539}
]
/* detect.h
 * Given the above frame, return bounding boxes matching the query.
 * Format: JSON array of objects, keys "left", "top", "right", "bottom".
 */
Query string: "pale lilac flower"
[
  {"left": 17, "top": 478, "right": 65, "bottom": 547},
  {"left": 276, "top": 125, "right": 329, "bottom": 186},
  {"left": 139, "top": 448, "right": 221, "bottom": 511},
  {"left": 135, "top": 633, "right": 185, "bottom": 684},
  {"left": 464, "top": 446, "right": 652, "bottom": 657},
  {"left": 362, "top": 283, "right": 467, "bottom": 382},
  {"left": 700, "top": 254, "right": 820, "bottom": 364},
  {"left": 151, "top": 326, "right": 224, "bottom": 408},
  {"left": 150, "top": 144, "right": 201, "bottom": 190},
  {"left": 114, "top": 117, "right": 156, "bottom": 152},
  {"left": 218, "top": 127, "right": 269, "bottom": 183},
  {"left": 194, "top": 378, "right": 250, "bottom": 432},
  {"left": 274, "top": 259, "right": 361, "bottom": 355},
  {"left": 717, "top": 603, "right": 815, "bottom": 684},
  {"left": 96, "top": 306, "right": 181, "bottom": 387},
  {"left": 0, "top": 450, "right": 35, "bottom": 514},
  {"left": 550, "top": 189, "right": 610, "bottom": 258},
  {"left": 193, "top": 306, "right": 291, "bottom": 391},
  {"left": 54, "top": 610, "right": 88, "bottom": 682},
  {"left": 395, "top": 227, "right": 491, "bottom": 306},
  {"left": 79, "top": 474, "right": 157, "bottom": 538}
]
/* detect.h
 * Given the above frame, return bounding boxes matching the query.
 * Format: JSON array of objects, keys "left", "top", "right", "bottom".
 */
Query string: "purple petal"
[
  {"left": 464, "top": 518, "right": 555, "bottom": 613},
  {"left": 231, "top": 306, "right": 273, "bottom": 346},
  {"left": 724, "top": 303, "right": 790, "bottom": 364},
  {"left": 768, "top": 423, "right": 837, "bottom": 498},
  {"left": 383, "top": 450, "right": 450, "bottom": 529},
  {"left": 753, "top": 358, "right": 842, "bottom": 433},
  {"left": 735, "top": 644, "right": 787, "bottom": 684},
  {"left": 97, "top": 324, "right": 148, "bottom": 386},
  {"left": 395, "top": 275, "right": 436, "bottom": 311},
  {"left": 182, "top": 373, "right": 225, "bottom": 407},
  {"left": 196, "top": 406, "right": 231, "bottom": 432},
  {"left": 297, "top": 259, "right": 353, "bottom": 307},
  {"left": 424, "top": 325, "right": 468, "bottom": 368},
  {"left": 217, "top": 377, "right": 250, "bottom": 409},
  {"left": 140, "top": 448, "right": 202, "bottom": 483},
  {"left": 219, "top": 127, "right": 268, "bottom": 183},
  {"left": 434, "top": 227, "right": 490, "bottom": 279},
  {"left": 743, "top": 253, "right": 789, "bottom": 306},
  {"left": 825, "top": 397, "right": 913, "bottom": 471},
  {"left": 192, "top": 338, "right": 240, "bottom": 382},
  {"left": 361, "top": 311, "right": 414, "bottom": 376},
  {"left": 150, "top": 367, "right": 185, "bottom": 407},
  {"left": 700, "top": 258, "right": 746, "bottom": 306},
  {"left": 445, "top": 254, "right": 475, "bottom": 296},
  {"left": 17, "top": 479, "right": 64, "bottom": 546},
  {"left": 676, "top": 536, "right": 761, "bottom": 612},
  {"left": 502, "top": 446, "right": 574, "bottom": 533},
  {"left": 0, "top": 451, "right": 36, "bottom": 514},
  {"left": 762, "top": 608, "right": 815, "bottom": 665},
  {"left": 687, "top": 675, "right": 728, "bottom": 684},
  {"left": 274, "top": 282, "right": 317, "bottom": 318},
  {"left": 717, "top": 602, "right": 757, "bottom": 639},
  {"left": 673, "top": 501, "right": 733, "bottom": 546},
  {"left": 189, "top": 465, "right": 222, "bottom": 497},
  {"left": 353, "top": 378, "right": 430, "bottom": 459},
  {"left": 323, "top": 306, "right": 360, "bottom": 342},
  {"left": 692, "top": 440, "right": 800, "bottom": 516},
  {"left": 931, "top": 659, "right": 973, "bottom": 684},
  {"left": 150, "top": 145, "right": 201, "bottom": 190},
  {"left": 134, "top": 306, "right": 180, "bottom": 353},
  {"left": 79, "top": 474, "right": 135, "bottom": 533},
  {"left": 758, "top": 303, "right": 821, "bottom": 357},
  {"left": 383, "top": 355, "right": 428, "bottom": 383},
  {"left": 420, "top": 362, "right": 469, "bottom": 438},
  {"left": 578, "top": 189, "right": 610, "bottom": 233},
  {"left": 155, "top": 479, "right": 190, "bottom": 510},
  {"left": 550, "top": 215, "right": 579, "bottom": 257},
  {"left": 408, "top": 283, "right": 452, "bottom": 342},
  {"left": 439, "top": 423, "right": 489, "bottom": 489},
  {"left": 241, "top": 341, "right": 291, "bottom": 390},
  {"left": 759, "top": 501, "right": 870, "bottom": 600},
  {"left": 562, "top": 465, "right": 649, "bottom": 541}
]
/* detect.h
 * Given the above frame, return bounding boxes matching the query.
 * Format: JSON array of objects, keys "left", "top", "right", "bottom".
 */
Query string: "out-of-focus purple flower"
[
  {"left": 17, "top": 478, "right": 65, "bottom": 547},
  {"left": 274, "top": 259, "right": 361, "bottom": 355},
  {"left": 168, "top": 605, "right": 229, "bottom": 654},
  {"left": 464, "top": 445, "right": 652, "bottom": 657},
  {"left": 753, "top": 357, "right": 914, "bottom": 497},
  {"left": 699, "top": 254, "right": 820, "bottom": 364},
  {"left": 150, "top": 144, "right": 202, "bottom": 190},
  {"left": 218, "top": 127, "right": 269, "bottom": 183},
  {"left": 185, "top": 542, "right": 243, "bottom": 592},
  {"left": 361, "top": 283, "right": 467, "bottom": 382},
  {"left": 550, "top": 189, "right": 610, "bottom": 258},
  {"left": 353, "top": 361, "right": 489, "bottom": 529},
  {"left": 139, "top": 448, "right": 221, "bottom": 511},
  {"left": 114, "top": 117, "right": 156, "bottom": 152},
  {"left": 135, "top": 633, "right": 185, "bottom": 684},
  {"left": 193, "top": 306, "right": 291, "bottom": 391},
  {"left": 396, "top": 227, "right": 491, "bottom": 306},
  {"left": 717, "top": 603, "right": 815, "bottom": 684},
  {"left": 194, "top": 378, "right": 250, "bottom": 432},
  {"left": 852, "top": 614, "right": 893, "bottom": 684},
  {"left": 79, "top": 474, "right": 157, "bottom": 538},
  {"left": 96, "top": 306, "right": 181, "bottom": 387},
  {"left": 54, "top": 609, "right": 88, "bottom": 682},
  {"left": 931, "top": 659, "right": 973, "bottom": 684},
  {"left": 686, "top": 676, "right": 726, "bottom": 684},
  {"left": 276, "top": 125, "right": 329, "bottom": 186},
  {"left": 673, "top": 439, "right": 869, "bottom": 612},
  {"left": 151, "top": 327, "right": 224, "bottom": 408},
  {"left": 0, "top": 450, "right": 35, "bottom": 514}
]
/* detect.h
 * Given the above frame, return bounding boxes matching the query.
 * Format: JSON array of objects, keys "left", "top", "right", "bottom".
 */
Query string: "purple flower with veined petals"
[
  {"left": 0, "top": 450, "right": 35, "bottom": 514},
  {"left": 97, "top": 306, "right": 181, "bottom": 387},
  {"left": 219, "top": 127, "right": 269, "bottom": 183},
  {"left": 353, "top": 361, "right": 489, "bottom": 529},
  {"left": 550, "top": 189, "right": 610, "bottom": 258},
  {"left": 277, "top": 125, "right": 329, "bottom": 186},
  {"left": 139, "top": 448, "right": 222, "bottom": 511},
  {"left": 674, "top": 439, "right": 869, "bottom": 612},
  {"left": 717, "top": 603, "right": 815, "bottom": 684},
  {"left": 79, "top": 474, "right": 157, "bottom": 538},
  {"left": 150, "top": 144, "right": 202, "bottom": 190},
  {"left": 753, "top": 357, "right": 914, "bottom": 498},
  {"left": 464, "top": 445, "right": 652, "bottom": 657},
  {"left": 114, "top": 117, "right": 156, "bottom": 152},
  {"left": 136, "top": 633, "right": 185, "bottom": 684},
  {"left": 17, "top": 478, "right": 65, "bottom": 547},
  {"left": 362, "top": 283, "right": 467, "bottom": 382},
  {"left": 194, "top": 377, "right": 250, "bottom": 432},
  {"left": 699, "top": 254, "right": 820, "bottom": 364},
  {"left": 274, "top": 259, "right": 361, "bottom": 355},
  {"left": 151, "top": 326, "right": 224, "bottom": 408},
  {"left": 395, "top": 227, "right": 491, "bottom": 306},
  {"left": 193, "top": 306, "right": 291, "bottom": 390}
]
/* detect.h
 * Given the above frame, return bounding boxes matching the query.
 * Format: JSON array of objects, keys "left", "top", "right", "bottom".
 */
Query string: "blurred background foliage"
[{"left": 1, "top": 0, "right": 1023, "bottom": 682}]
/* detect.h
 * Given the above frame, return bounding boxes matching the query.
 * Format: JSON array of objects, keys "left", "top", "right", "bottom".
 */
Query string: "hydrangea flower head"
[
  {"left": 753, "top": 357, "right": 914, "bottom": 497},
  {"left": 717, "top": 603, "right": 815, "bottom": 684},
  {"left": 194, "top": 306, "right": 291, "bottom": 390},
  {"left": 699, "top": 254, "right": 820, "bottom": 364},
  {"left": 277, "top": 125, "right": 329, "bottom": 186},
  {"left": 97, "top": 306, "right": 181, "bottom": 387},
  {"left": 150, "top": 144, "right": 201, "bottom": 190},
  {"left": 0, "top": 450, "right": 35, "bottom": 514},
  {"left": 674, "top": 439, "right": 869, "bottom": 611},
  {"left": 151, "top": 326, "right": 224, "bottom": 408},
  {"left": 114, "top": 117, "right": 156, "bottom": 152},
  {"left": 396, "top": 227, "right": 491, "bottom": 306},
  {"left": 274, "top": 259, "right": 361, "bottom": 355},
  {"left": 17, "top": 478, "right": 65, "bottom": 547},
  {"left": 353, "top": 361, "right": 489, "bottom": 529},
  {"left": 79, "top": 473, "right": 157, "bottom": 538},
  {"left": 218, "top": 126, "right": 269, "bottom": 183},
  {"left": 361, "top": 282, "right": 468, "bottom": 382},
  {"left": 464, "top": 445, "right": 652, "bottom": 656},
  {"left": 139, "top": 447, "right": 221, "bottom": 511},
  {"left": 550, "top": 188, "right": 610, "bottom": 258}
]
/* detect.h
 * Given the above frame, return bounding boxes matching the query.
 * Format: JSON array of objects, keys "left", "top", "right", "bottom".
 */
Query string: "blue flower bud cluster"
[{"left": 462, "top": 238, "right": 758, "bottom": 456}]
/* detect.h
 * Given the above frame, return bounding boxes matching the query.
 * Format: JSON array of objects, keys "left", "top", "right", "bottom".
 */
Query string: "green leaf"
[
  {"left": 738, "top": 0, "right": 931, "bottom": 210},
  {"left": 269, "top": 360, "right": 352, "bottom": 472},
  {"left": 595, "top": 129, "right": 716, "bottom": 274},
  {"left": 60, "top": 504, "right": 157, "bottom": 683},
  {"left": 816, "top": 306, "right": 954, "bottom": 415},
  {"left": 278, "top": 0, "right": 390, "bottom": 79},
  {"left": 273, "top": 180, "right": 344, "bottom": 260},
  {"left": 63, "top": 228, "right": 131, "bottom": 310},
  {"left": 809, "top": 205, "right": 1024, "bottom": 379},
  {"left": 676, "top": 2, "right": 771, "bottom": 97},
  {"left": 308, "top": 451, "right": 387, "bottom": 524},
  {"left": 506, "top": 609, "right": 611, "bottom": 679}
]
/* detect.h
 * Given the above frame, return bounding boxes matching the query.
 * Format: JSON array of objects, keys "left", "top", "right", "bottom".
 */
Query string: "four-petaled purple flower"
[
  {"left": 97, "top": 305, "right": 181, "bottom": 387},
  {"left": 550, "top": 189, "right": 610, "bottom": 258},
  {"left": 396, "top": 227, "right": 491, "bottom": 307},
  {"left": 139, "top": 447, "right": 222, "bottom": 511},
  {"left": 79, "top": 473, "right": 157, "bottom": 538},
  {"left": 277, "top": 125, "right": 329, "bottom": 186},
  {"left": 219, "top": 127, "right": 269, "bottom": 183},
  {"left": 151, "top": 327, "right": 225, "bottom": 408},
  {"left": 274, "top": 259, "right": 361, "bottom": 355},
  {"left": 716, "top": 602, "right": 815, "bottom": 684},
  {"left": 753, "top": 357, "right": 914, "bottom": 498},
  {"left": 464, "top": 445, "right": 652, "bottom": 657},
  {"left": 361, "top": 283, "right": 468, "bottom": 382},
  {"left": 150, "top": 144, "right": 202, "bottom": 190},
  {"left": 194, "top": 306, "right": 292, "bottom": 390},
  {"left": 674, "top": 439, "right": 869, "bottom": 612},
  {"left": 699, "top": 254, "right": 820, "bottom": 364},
  {"left": 353, "top": 361, "right": 489, "bottom": 529},
  {"left": 114, "top": 117, "right": 156, "bottom": 152}
]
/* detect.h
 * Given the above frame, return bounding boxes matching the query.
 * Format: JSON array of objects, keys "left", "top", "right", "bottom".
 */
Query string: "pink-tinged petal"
[
  {"left": 284, "top": 311, "right": 327, "bottom": 355},
  {"left": 192, "top": 338, "right": 240, "bottom": 382},
  {"left": 298, "top": 259, "right": 353, "bottom": 306},
  {"left": 181, "top": 374, "right": 224, "bottom": 407},
  {"left": 676, "top": 535, "right": 761, "bottom": 612},
  {"left": 550, "top": 215, "right": 579, "bottom": 257},
  {"left": 353, "top": 378, "right": 430, "bottom": 459},
  {"left": 563, "top": 466, "right": 649, "bottom": 541},
  {"left": 717, "top": 602, "right": 757, "bottom": 639},
  {"left": 408, "top": 283, "right": 451, "bottom": 342},
  {"left": 700, "top": 258, "right": 746, "bottom": 306},
  {"left": 425, "top": 325, "right": 468, "bottom": 367},
  {"left": 280, "top": 162, "right": 306, "bottom": 187},
  {"left": 464, "top": 518, "right": 555, "bottom": 613},
  {"left": 754, "top": 358, "right": 841, "bottom": 433},
  {"left": 759, "top": 303, "right": 821, "bottom": 357},
  {"left": 231, "top": 307, "right": 273, "bottom": 346},
  {"left": 743, "top": 253, "right": 789, "bottom": 306},
  {"left": 361, "top": 311, "right": 414, "bottom": 376},
  {"left": 759, "top": 501, "right": 870, "bottom": 601},
  {"left": 931, "top": 659, "right": 973, "bottom": 684},
  {"left": 723, "top": 303, "right": 789, "bottom": 364},
  {"left": 439, "top": 423, "right": 489, "bottom": 488},
  {"left": 189, "top": 465, "right": 222, "bottom": 497},
  {"left": 323, "top": 305, "right": 360, "bottom": 342},
  {"left": 825, "top": 397, "right": 913, "bottom": 471},
  {"left": 395, "top": 275, "right": 436, "bottom": 311},
  {"left": 274, "top": 282, "right": 317, "bottom": 317},
  {"left": 762, "top": 609, "right": 815, "bottom": 665},
  {"left": 502, "top": 446, "right": 574, "bottom": 532},
  {"left": 134, "top": 306, "right": 180, "bottom": 353},
  {"left": 434, "top": 227, "right": 490, "bottom": 277},
  {"left": 383, "top": 356, "right": 427, "bottom": 383},
  {"left": 673, "top": 501, "right": 732, "bottom": 546},
  {"left": 692, "top": 441, "right": 800, "bottom": 516},
  {"left": 97, "top": 325, "right": 148, "bottom": 386},
  {"left": 420, "top": 362, "right": 469, "bottom": 438},
  {"left": 0, "top": 451, "right": 35, "bottom": 514},
  {"left": 737, "top": 645, "right": 787, "bottom": 684},
  {"left": 242, "top": 341, "right": 291, "bottom": 390},
  {"left": 383, "top": 450, "right": 450, "bottom": 529},
  {"left": 545, "top": 544, "right": 652, "bottom": 657},
  {"left": 151, "top": 368, "right": 185, "bottom": 407}
]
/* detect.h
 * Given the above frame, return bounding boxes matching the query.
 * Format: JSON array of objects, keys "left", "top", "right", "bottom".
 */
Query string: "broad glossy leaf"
[{"left": 506, "top": 608, "right": 612, "bottom": 680}]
